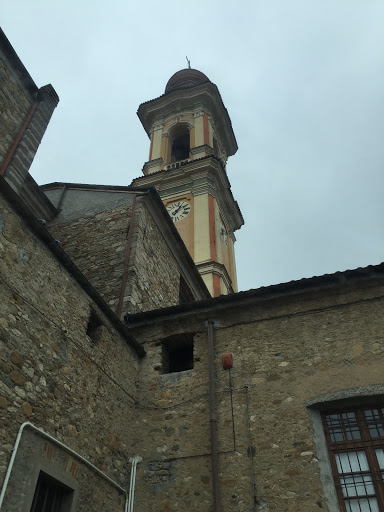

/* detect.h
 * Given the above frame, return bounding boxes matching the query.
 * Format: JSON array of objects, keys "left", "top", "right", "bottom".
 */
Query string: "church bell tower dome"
[{"left": 165, "top": 69, "right": 211, "bottom": 94}]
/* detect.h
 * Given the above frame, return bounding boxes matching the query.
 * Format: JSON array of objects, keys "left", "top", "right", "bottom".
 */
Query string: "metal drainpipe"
[
  {"left": 0, "top": 422, "right": 128, "bottom": 511},
  {"left": 0, "top": 100, "right": 38, "bottom": 176},
  {"left": 208, "top": 319, "right": 222, "bottom": 512},
  {"left": 116, "top": 195, "right": 137, "bottom": 319},
  {"left": 127, "top": 456, "right": 142, "bottom": 512}
]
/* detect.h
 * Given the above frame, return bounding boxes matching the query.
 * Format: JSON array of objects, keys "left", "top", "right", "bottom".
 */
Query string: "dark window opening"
[
  {"left": 322, "top": 404, "right": 384, "bottom": 511},
  {"left": 161, "top": 333, "right": 195, "bottom": 374},
  {"left": 86, "top": 309, "right": 103, "bottom": 344},
  {"left": 31, "top": 471, "right": 73, "bottom": 512},
  {"left": 168, "top": 124, "right": 190, "bottom": 164},
  {"left": 171, "top": 133, "right": 190, "bottom": 162},
  {"left": 179, "top": 276, "right": 195, "bottom": 304}
]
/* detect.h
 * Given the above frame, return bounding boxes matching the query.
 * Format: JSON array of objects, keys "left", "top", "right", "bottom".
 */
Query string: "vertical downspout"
[
  {"left": 208, "top": 319, "right": 221, "bottom": 512},
  {"left": 0, "top": 101, "right": 38, "bottom": 176},
  {"left": 116, "top": 195, "right": 137, "bottom": 319}
]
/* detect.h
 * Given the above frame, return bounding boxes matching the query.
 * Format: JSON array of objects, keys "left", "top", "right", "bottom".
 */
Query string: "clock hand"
[{"left": 172, "top": 205, "right": 183, "bottom": 215}]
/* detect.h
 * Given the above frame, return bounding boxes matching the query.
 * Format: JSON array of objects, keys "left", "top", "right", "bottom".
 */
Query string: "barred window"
[
  {"left": 322, "top": 406, "right": 384, "bottom": 511},
  {"left": 30, "top": 471, "right": 74, "bottom": 512}
]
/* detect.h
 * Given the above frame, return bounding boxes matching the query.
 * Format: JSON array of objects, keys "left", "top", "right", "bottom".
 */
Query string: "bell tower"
[{"left": 132, "top": 69, "right": 243, "bottom": 297}]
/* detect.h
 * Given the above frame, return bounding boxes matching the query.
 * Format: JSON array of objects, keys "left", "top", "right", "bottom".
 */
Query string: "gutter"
[
  {"left": 0, "top": 176, "right": 145, "bottom": 358},
  {"left": 125, "top": 263, "right": 384, "bottom": 326}
]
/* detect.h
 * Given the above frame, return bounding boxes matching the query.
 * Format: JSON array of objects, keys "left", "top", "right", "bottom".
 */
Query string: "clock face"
[{"left": 166, "top": 201, "right": 191, "bottom": 222}]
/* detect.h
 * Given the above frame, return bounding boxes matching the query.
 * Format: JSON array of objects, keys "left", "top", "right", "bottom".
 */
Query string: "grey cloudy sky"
[{"left": 2, "top": 1, "right": 384, "bottom": 291}]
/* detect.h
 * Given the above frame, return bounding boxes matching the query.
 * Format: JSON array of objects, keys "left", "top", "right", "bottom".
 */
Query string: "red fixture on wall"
[{"left": 222, "top": 353, "right": 233, "bottom": 370}]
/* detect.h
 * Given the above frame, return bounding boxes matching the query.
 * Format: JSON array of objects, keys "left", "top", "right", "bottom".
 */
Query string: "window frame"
[
  {"left": 30, "top": 470, "right": 74, "bottom": 512},
  {"left": 25, "top": 461, "right": 79, "bottom": 512},
  {"left": 322, "top": 405, "right": 384, "bottom": 511},
  {"left": 159, "top": 332, "right": 195, "bottom": 374}
]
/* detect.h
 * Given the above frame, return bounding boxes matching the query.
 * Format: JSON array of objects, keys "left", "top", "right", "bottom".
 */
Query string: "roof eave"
[{"left": 125, "top": 262, "right": 384, "bottom": 326}]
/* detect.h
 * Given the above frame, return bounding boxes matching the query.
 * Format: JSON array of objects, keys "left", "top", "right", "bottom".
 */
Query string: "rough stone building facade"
[
  {"left": 0, "top": 183, "right": 143, "bottom": 511},
  {"left": 42, "top": 183, "right": 210, "bottom": 315},
  {"left": 127, "top": 268, "right": 384, "bottom": 512},
  {"left": 1, "top": 28, "right": 384, "bottom": 512}
]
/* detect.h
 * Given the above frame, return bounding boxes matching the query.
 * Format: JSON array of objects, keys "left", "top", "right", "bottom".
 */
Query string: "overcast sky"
[{"left": 2, "top": 1, "right": 384, "bottom": 292}]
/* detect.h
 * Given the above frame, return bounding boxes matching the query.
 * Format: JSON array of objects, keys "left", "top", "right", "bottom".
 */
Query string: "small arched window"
[{"left": 169, "top": 124, "right": 190, "bottom": 163}]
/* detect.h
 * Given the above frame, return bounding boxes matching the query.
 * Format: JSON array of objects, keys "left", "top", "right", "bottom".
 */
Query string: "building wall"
[
  {"left": 48, "top": 199, "right": 183, "bottom": 315},
  {"left": 4, "top": 177, "right": 384, "bottom": 512},
  {"left": 2, "top": 29, "right": 384, "bottom": 512},
  {"left": 48, "top": 201, "right": 135, "bottom": 314},
  {"left": 0, "top": 32, "right": 59, "bottom": 214},
  {"left": 0, "top": 44, "right": 33, "bottom": 166},
  {"left": 129, "top": 278, "right": 384, "bottom": 512},
  {"left": 127, "top": 200, "right": 180, "bottom": 314},
  {"left": 0, "top": 192, "right": 142, "bottom": 511}
]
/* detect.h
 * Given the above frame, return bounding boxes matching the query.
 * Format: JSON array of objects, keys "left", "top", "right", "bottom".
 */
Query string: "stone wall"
[
  {"left": 4, "top": 84, "right": 59, "bottom": 194},
  {"left": 3, "top": 428, "right": 127, "bottom": 512},
  {"left": 129, "top": 277, "right": 384, "bottom": 512},
  {"left": 0, "top": 44, "right": 33, "bottom": 166},
  {"left": 2, "top": 179, "right": 384, "bottom": 512},
  {"left": 0, "top": 34, "right": 59, "bottom": 211},
  {"left": 48, "top": 202, "right": 134, "bottom": 313},
  {"left": 126, "top": 201, "right": 180, "bottom": 314},
  {"left": 49, "top": 199, "right": 182, "bottom": 316},
  {"left": 0, "top": 191, "right": 142, "bottom": 511}
]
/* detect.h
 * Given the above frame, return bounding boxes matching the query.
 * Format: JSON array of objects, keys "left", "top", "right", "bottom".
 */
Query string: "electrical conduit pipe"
[
  {"left": 128, "top": 456, "right": 142, "bottom": 512},
  {"left": 0, "top": 422, "right": 140, "bottom": 512}
]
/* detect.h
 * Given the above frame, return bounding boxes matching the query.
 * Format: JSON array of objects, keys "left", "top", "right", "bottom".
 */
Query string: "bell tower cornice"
[
  {"left": 137, "top": 82, "right": 238, "bottom": 158},
  {"left": 133, "top": 156, "right": 244, "bottom": 233}
]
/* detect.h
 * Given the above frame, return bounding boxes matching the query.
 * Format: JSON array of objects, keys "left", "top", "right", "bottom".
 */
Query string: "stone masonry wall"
[
  {"left": 126, "top": 201, "right": 180, "bottom": 314},
  {"left": 48, "top": 202, "right": 133, "bottom": 314},
  {"left": 49, "top": 200, "right": 181, "bottom": 316},
  {"left": 0, "top": 46, "right": 33, "bottom": 166},
  {"left": 0, "top": 41, "right": 58, "bottom": 199},
  {"left": 129, "top": 279, "right": 384, "bottom": 512},
  {"left": 0, "top": 192, "right": 142, "bottom": 511}
]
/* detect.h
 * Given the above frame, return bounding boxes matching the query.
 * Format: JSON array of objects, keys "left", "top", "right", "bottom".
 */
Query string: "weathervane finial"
[{"left": 186, "top": 56, "right": 191, "bottom": 69}]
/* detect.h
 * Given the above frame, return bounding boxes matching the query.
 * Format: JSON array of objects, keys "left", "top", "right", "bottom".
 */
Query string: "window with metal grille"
[
  {"left": 30, "top": 471, "right": 73, "bottom": 512},
  {"left": 322, "top": 406, "right": 384, "bottom": 512}
]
